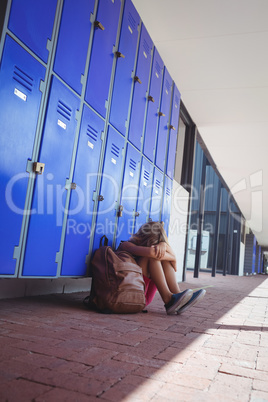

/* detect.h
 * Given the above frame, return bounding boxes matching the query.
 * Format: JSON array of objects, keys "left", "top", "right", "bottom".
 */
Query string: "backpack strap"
[{"left": 99, "top": 235, "right": 108, "bottom": 247}]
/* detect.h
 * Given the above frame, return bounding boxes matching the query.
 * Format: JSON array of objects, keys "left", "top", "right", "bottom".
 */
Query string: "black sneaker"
[
  {"left": 177, "top": 289, "right": 206, "bottom": 314},
  {"left": 165, "top": 289, "right": 193, "bottom": 315}
]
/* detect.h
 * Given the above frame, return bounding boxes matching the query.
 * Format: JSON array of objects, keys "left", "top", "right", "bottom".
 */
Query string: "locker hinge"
[
  {"left": 13, "top": 246, "right": 20, "bottom": 260},
  {"left": 33, "top": 162, "right": 45, "bottom": 175},
  {"left": 55, "top": 251, "right": 61, "bottom": 264},
  {"left": 46, "top": 39, "right": 52, "bottom": 52},
  {"left": 75, "top": 109, "right": 80, "bottom": 121},
  {"left": 94, "top": 20, "right": 105, "bottom": 30},
  {"left": 101, "top": 130, "right": 105, "bottom": 141},
  {"left": 115, "top": 51, "right": 125, "bottom": 59},
  {"left": 158, "top": 111, "right": 165, "bottom": 117},
  {"left": 80, "top": 74, "right": 86, "bottom": 86},
  {"left": 65, "top": 179, "right": 76, "bottom": 190},
  {"left": 148, "top": 95, "right": 155, "bottom": 102},
  {"left": 39, "top": 80, "right": 45, "bottom": 93},
  {"left": 118, "top": 205, "right": 123, "bottom": 217},
  {"left": 169, "top": 125, "right": 176, "bottom": 131},
  {"left": 134, "top": 76, "right": 142, "bottom": 84}
]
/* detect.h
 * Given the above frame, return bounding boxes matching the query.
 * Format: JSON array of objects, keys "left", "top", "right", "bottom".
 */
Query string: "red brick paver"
[{"left": 0, "top": 272, "right": 268, "bottom": 401}]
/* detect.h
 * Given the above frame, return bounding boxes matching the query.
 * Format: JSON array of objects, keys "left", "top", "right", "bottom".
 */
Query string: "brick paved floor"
[{"left": 0, "top": 272, "right": 268, "bottom": 401}]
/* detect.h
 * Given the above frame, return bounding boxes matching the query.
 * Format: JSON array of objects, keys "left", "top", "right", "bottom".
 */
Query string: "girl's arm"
[{"left": 118, "top": 241, "right": 155, "bottom": 259}]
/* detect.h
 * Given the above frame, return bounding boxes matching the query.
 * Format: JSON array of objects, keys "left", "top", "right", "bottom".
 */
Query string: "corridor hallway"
[{"left": 0, "top": 272, "right": 268, "bottom": 401}]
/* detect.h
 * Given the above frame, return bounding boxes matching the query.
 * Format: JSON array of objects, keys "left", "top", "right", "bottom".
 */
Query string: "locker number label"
[
  {"left": 14, "top": 88, "right": 27, "bottom": 102},
  {"left": 111, "top": 158, "right": 117, "bottom": 165},
  {"left": 88, "top": 141, "right": 94, "bottom": 149},
  {"left": 129, "top": 171, "right": 134, "bottom": 177},
  {"left": 57, "top": 119, "right": 67, "bottom": 130}
]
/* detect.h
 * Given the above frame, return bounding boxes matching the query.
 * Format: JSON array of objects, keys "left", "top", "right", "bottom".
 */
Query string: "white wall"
[
  {"left": 168, "top": 180, "right": 189, "bottom": 283},
  {"left": 239, "top": 242, "right": 245, "bottom": 276}
]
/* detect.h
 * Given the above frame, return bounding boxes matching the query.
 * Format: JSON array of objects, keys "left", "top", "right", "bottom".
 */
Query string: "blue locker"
[
  {"left": 92, "top": 126, "right": 125, "bottom": 252},
  {"left": 54, "top": 0, "right": 95, "bottom": 94},
  {"left": 135, "top": 157, "right": 154, "bottom": 231},
  {"left": 115, "top": 143, "right": 141, "bottom": 247},
  {"left": 22, "top": 77, "right": 80, "bottom": 276},
  {"left": 155, "top": 67, "right": 173, "bottom": 172},
  {"left": 0, "top": 36, "right": 46, "bottom": 275},
  {"left": 150, "top": 168, "right": 164, "bottom": 222},
  {"left": 161, "top": 176, "right": 172, "bottom": 236},
  {"left": 61, "top": 105, "right": 104, "bottom": 276},
  {"left": 85, "top": 0, "right": 121, "bottom": 118},
  {"left": 143, "top": 48, "right": 164, "bottom": 161},
  {"left": 8, "top": 0, "right": 57, "bottom": 63},
  {"left": 128, "top": 24, "right": 153, "bottom": 150},
  {"left": 166, "top": 84, "right": 181, "bottom": 179},
  {"left": 109, "top": 0, "right": 140, "bottom": 135}
]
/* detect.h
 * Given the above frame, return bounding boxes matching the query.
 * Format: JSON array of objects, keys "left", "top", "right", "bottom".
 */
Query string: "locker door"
[
  {"left": 128, "top": 24, "right": 153, "bottom": 150},
  {"left": 150, "top": 168, "right": 164, "bottom": 222},
  {"left": 92, "top": 126, "right": 125, "bottom": 252},
  {"left": 143, "top": 48, "right": 164, "bottom": 161},
  {"left": 115, "top": 143, "right": 141, "bottom": 247},
  {"left": 85, "top": 0, "right": 121, "bottom": 118},
  {"left": 54, "top": 0, "right": 95, "bottom": 94},
  {"left": 22, "top": 77, "right": 80, "bottom": 276},
  {"left": 135, "top": 157, "right": 154, "bottom": 231},
  {"left": 161, "top": 176, "right": 172, "bottom": 236},
  {"left": 0, "top": 37, "right": 46, "bottom": 275},
  {"left": 8, "top": 0, "right": 57, "bottom": 63},
  {"left": 166, "top": 85, "right": 181, "bottom": 179},
  {"left": 155, "top": 67, "right": 173, "bottom": 172},
  {"left": 109, "top": 0, "right": 140, "bottom": 135},
  {"left": 61, "top": 105, "right": 104, "bottom": 276}
]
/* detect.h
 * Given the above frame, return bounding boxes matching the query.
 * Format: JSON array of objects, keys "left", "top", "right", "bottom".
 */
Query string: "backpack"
[{"left": 84, "top": 241, "right": 146, "bottom": 314}]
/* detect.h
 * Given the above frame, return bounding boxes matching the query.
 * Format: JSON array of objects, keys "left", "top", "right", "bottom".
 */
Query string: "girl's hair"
[{"left": 130, "top": 221, "right": 168, "bottom": 247}]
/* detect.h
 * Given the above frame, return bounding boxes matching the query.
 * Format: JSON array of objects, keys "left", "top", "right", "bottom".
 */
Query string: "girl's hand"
[{"left": 151, "top": 242, "right": 166, "bottom": 259}]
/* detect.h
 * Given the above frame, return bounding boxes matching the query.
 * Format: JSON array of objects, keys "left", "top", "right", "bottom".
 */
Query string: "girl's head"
[{"left": 130, "top": 221, "right": 168, "bottom": 247}]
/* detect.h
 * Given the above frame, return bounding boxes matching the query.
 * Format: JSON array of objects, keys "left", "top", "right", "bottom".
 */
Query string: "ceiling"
[{"left": 133, "top": 0, "right": 268, "bottom": 246}]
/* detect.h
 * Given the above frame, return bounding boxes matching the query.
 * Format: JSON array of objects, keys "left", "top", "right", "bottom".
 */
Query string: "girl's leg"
[
  {"left": 137, "top": 257, "right": 173, "bottom": 304},
  {"left": 161, "top": 260, "right": 181, "bottom": 294}
]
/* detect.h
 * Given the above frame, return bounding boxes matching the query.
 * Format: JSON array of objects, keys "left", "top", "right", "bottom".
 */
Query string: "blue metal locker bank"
[
  {"left": 22, "top": 77, "right": 80, "bottom": 276},
  {"left": 128, "top": 24, "right": 153, "bottom": 150},
  {"left": 85, "top": 0, "right": 121, "bottom": 118},
  {"left": 134, "top": 157, "right": 154, "bottom": 231},
  {"left": 143, "top": 48, "right": 164, "bottom": 162},
  {"left": 8, "top": 0, "right": 57, "bottom": 63},
  {"left": 92, "top": 126, "right": 125, "bottom": 252},
  {"left": 54, "top": 0, "right": 95, "bottom": 94},
  {"left": 155, "top": 67, "right": 173, "bottom": 172},
  {"left": 61, "top": 105, "right": 104, "bottom": 276},
  {"left": 109, "top": 0, "right": 140, "bottom": 136},
  {"left": 115, "top": 143, "right": 141, "bottom": 247},
  {"left": 166, "top": 84, "right": 181, "bottom": 179},
  {"left": 0, "top": 36, "right": 46, "bottom": 275},
  {"left": 150, "top": 168, "right": 164, "bottom": 222}
]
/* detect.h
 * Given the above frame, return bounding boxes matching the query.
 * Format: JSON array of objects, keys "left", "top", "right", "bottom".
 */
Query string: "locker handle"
[
  {"left": 148, "top": 95, "right": 155, "bottom": 102},
  {"left": 70, "top": 183, "right": 77, "bottom": 190},
  {"left": 118, "top": 205, "right": 124, "bottom": 217},
  {"left": 158, "top": 111, "right": 165, "bottom": 117},
  {"left": 33, "top": 162, "right": 45, "bottom": 175},
  {"left": 169, "top": 125, "right": 176, "bottom": 131},
  {"left": 115, "top": 51, "right": 125, "bottom": 59},
  {"left": 134, "top": 76, "right": 142, "bottom": 84},
  {"left": 98, "top": 195, "right": 104, "bottom": 201},
  {"left": 135, "top": 211, "right": 140, "bottom": 217},
  {"left": 94, "top": 21, "right": 105, "bottom": 30}
]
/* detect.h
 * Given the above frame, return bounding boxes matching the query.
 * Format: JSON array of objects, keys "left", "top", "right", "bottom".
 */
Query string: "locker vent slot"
[
  {"left": 143, "top": 39, "right": 150, "bottom": 58},
  {"left": 129, "top": 158, "right": 136, "bottom": 171},
  {"left": 86, "top": 125, "right": 98, "bottom": 142},
  {"left": 57, "top": 100, "right": 72, "bottom": 121},
  {"left": 111, "top": 143, "right": 120, "bottom": 158},
  {"left": 166, "top": 187, "right": 171, "bottom": 196},
  {"left": 13, "top": 66, "right": 33, "bottom": 92},
  {"left": 144, "top": 170, "right": 150, "bottom": 181},
  {"left": 155, "top": 60, "right": 162, "bottom": 79},
  {"left": 165, "top": 79, "right": 171, "bottom": 95},
  {"left": 155, "top": 179, "right": 161, "bottom": 189},
  {"left": 128, "top": 12, "right": 137, "bottom": 34}
]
